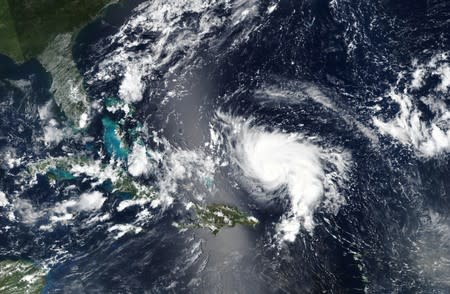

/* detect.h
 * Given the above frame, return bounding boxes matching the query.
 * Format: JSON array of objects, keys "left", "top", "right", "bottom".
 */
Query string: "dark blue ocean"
[{"left": 1, "top": 0, "right": 450, "bottom": 292}]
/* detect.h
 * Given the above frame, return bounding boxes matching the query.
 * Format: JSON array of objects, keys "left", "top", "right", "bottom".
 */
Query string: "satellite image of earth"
[{"left": 0, "top": 0, "right": 449, "bottom": 293}]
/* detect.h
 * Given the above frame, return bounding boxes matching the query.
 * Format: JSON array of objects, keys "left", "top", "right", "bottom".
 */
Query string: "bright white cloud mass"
[{"left": 221, "top": 114, "right": 351, "bottom": 242}]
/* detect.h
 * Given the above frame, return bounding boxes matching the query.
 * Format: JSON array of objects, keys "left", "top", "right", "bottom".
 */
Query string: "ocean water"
[{"left": 1, "top": 0, "right": 450, "bottom": 292}]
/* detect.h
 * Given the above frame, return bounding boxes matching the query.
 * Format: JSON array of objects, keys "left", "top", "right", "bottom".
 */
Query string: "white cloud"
[
  {"left": 108, "top": 224, "right": 142, "bottom": 239},
  {"left": 38, "top": 100, "right": 54, "bottom": 121},
  {"left": 411, "top": 67, "right": 426, "bottom": 89},
  {"left": 373, "top": 93, "right": 450, "bottom": 157},
  {"left": 155, "top": 148, "right": 215, "bottom": 207},
  {"left": 94, "top": 0, "right": 260, "bottom": 103},
  {"left": 373, "top": 53, "right": 450, "bottom": 157},
  {"left": 254, "top": 79, "right": 379, "bottom": 143},
  {"left": 42, "top": 118, "right": 71, "bottom": 146},
  {"left": 13, "top": 199, "right": 41, "bottom": 223},
  {"left": 43, "top": 124, "right": 66, "bottom": 146},
  {"left": 8, "top": 191, "right": 106, "bottom": 227},
  {"left": 435, "top": 63, "right": 450, "bottom": 92},
  {"left": 128, "top": 143, "right": 153, "bottom": 177},
  {"left": 0, "top": 191, "right": 9, "bottom": 207},
  {"left": 77, "top": 191, "right": 107, "bottom": 211},
  {"left": 78, "top": 112, "right": 89, "bottom": 129},
  {"left": 119, "top": 64, "right": 144, "bottom": 103},
  {"left": 221, "top": 114, "right": 351, "bottom": 242},
  {"left": 2, "top": 150, "right": 22, "bottom": 169},
  {"left": 50, "top": 191, "right": 106, "bottom": 224},
  {"left": 117, "top": 198, "right": 151, "bottom": 212}
]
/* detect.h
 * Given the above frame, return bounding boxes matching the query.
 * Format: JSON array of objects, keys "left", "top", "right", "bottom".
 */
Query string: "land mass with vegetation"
[
  {"left": 0, "top": 260, "right": 46, "bottom": 294},
  {"left": 0, "top": 0, "right": 112, "bottom": 63}
]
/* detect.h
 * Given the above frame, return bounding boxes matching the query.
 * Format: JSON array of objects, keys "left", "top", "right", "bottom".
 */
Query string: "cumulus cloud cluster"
[
  {"left": 95, "top": 0, "right": 261, "bottom": 104},
  {"left": 10, "top": 191, "right": 106, "bottom": 227},
  {"left": 127, "top": 143, "right": 154, "bottom": 177},
  {"left": 373, "top": 52, "right": 450, "bottom": 157}
]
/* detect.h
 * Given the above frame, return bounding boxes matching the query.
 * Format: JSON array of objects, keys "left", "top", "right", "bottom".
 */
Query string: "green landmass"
[
  {"left": 39, "top": 33, "right": 90, "bottom": 127},
  {"left": 186, "top": 204, "right": 259, "bottom": 235},
  {"left": 26, "top": 155, "right": 89, "bottom": 178},
  {"left": 113, "top": 175, "right": 154, "bottom": 198},
  {"left": 0, "top": 0, "right": 23, "bottom": 61},
  {"left": 25, "top": 155, "right": 155, "bottom": 198},
  {"left": 0, "top": 260, "right": 46, "bottom": 294},
  {"left": 0, "top": 0, "right": 116, "bottom": 125},
  {"left": 0, "top": 0, "right": 112, "bottom": 63}
]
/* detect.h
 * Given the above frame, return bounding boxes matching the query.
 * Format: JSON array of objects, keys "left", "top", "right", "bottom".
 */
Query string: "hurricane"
[{"left": 0, "top": 0, "right": 449, "bottom": 292}]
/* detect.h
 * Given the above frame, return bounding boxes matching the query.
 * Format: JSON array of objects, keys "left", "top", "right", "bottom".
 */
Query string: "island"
[
  {"left": 0, "top": 260, "right": 46, "bottom": 294},
  {"left": 174, "top": 204, "right": 259, "bottom": 235}
]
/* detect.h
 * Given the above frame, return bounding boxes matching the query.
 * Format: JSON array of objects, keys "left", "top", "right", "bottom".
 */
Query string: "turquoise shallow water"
[
  {"left": 101, "top": 116, "right": 129, "bottom": 161},
  {"left": 1, "top": 0, "right": 449, "bottom": 292},
  {"left": 47, "top": 168, "right": 76, "bottom": 181}
]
